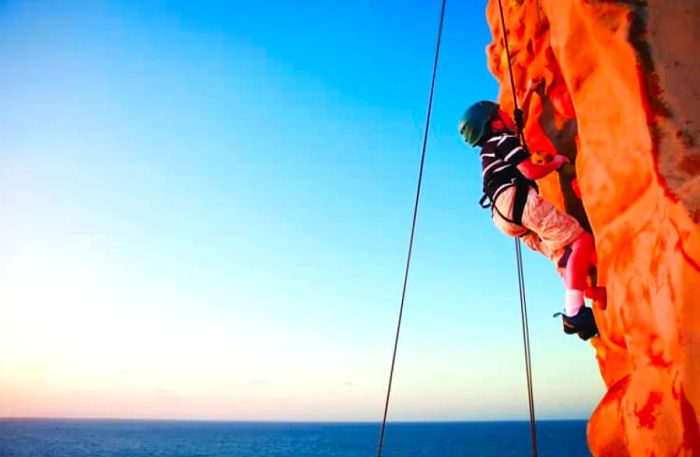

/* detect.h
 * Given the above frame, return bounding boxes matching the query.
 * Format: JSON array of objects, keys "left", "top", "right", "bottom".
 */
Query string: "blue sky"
[{"left": 0, "top": 0, "right": 603, "bottom": 421}]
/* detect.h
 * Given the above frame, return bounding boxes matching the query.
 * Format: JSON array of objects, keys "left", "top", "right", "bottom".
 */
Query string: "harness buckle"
[{"left": 479, "top": 193, "right": 491, "bottom": 208}]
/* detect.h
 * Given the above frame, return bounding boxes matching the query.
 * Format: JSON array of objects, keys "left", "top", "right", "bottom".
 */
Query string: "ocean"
[{"left": 0, "top": 419, "right": 591, "bottom": 457}]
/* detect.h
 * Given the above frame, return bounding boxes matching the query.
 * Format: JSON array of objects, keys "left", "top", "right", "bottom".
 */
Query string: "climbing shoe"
[{"left": 554, "top": 306, "right": 598, "bottom": 341}]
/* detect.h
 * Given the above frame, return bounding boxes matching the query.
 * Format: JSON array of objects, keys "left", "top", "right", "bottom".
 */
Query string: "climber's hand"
[
  {"left": 531, "top": 77, "right": 547, "bottom": 97},
  {"left": 524, "top": 77, "right": 546, "bottom": 99}
]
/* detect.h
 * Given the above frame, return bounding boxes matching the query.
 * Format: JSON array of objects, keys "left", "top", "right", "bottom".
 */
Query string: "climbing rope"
[
  {"left": 375, "top": 0, "right": 446, "bottom": 456},
  {"left": 377, "top": 1, "right": 537, "bottom": 455},
  {"left": 496, "top": 0, "right": 539, "bottom": 455}
]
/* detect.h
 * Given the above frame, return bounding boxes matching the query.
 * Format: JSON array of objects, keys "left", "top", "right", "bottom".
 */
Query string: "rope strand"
[
  {"left": 376, "top": 1, "right": 447, "bottom": 455},
  {"left": 496, "top": 0, "right": 539, "bottom": 455},
  {"left": 515, "top": 238, "right": 538, "bottom": 456}
]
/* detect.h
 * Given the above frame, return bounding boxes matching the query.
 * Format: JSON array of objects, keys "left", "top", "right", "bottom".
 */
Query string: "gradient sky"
[{"left": 0, "top": 0, "right": 604, "bottom": 421}]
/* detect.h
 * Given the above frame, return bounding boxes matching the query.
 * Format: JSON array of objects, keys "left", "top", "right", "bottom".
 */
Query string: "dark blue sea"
[{"left": 0, "top": 419, "right": 591, "bottom": 457}]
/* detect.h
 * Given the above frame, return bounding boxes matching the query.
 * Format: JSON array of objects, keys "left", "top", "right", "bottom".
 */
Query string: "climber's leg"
[
  {"left": 564, "top": 231, "right": 594, "bottom": 289},
  {"left": 562, "top": 231, "right": 595, "bottom": 315},
  {"left": 555, "top": 233, "right": 600, "bottom": 338},
  {"left": 518, "top": 188, "right": 584, "bottom": 265},
  {"left": 519, "top": 190, "right": 600, "bottom": 338}
]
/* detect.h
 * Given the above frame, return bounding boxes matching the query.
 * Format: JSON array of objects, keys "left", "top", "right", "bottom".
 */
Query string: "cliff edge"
[{"left": 484, "top": 1, "right": 700, "bottom": 455}]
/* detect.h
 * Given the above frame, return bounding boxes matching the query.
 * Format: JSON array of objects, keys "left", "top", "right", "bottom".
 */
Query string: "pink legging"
[{"left": 564, "top": 231, "right": 595, "bottom": 290}]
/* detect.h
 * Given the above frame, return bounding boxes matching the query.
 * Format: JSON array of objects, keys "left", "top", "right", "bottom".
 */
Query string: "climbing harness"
[
  {"left": 479, "top": 170, "right": 538, "bottom": 228},
  {"left": 496, "top": 0, "right": 539, "bottom": 455},
  {"left": 375, "top": 0, "right": 446, "bottom": 456}
]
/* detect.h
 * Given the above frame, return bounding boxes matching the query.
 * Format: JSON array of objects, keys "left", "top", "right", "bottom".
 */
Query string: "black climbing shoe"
[{"left": 554, "top": 307, "right": 598, "bottom": 341}]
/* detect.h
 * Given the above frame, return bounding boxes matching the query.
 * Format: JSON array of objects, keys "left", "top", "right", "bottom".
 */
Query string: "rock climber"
[{"left": 458, "top": 100, "right": 599, "bottom": 340}]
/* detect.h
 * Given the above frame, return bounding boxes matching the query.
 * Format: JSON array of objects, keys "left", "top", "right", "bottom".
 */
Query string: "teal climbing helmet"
[{"left": 458, "top": 101, "right": 500, "bottom": 146}]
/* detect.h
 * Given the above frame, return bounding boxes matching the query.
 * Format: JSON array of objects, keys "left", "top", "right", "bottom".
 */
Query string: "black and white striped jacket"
[{"left": 479, "top": 132, "right": 532, "bottom": 202}]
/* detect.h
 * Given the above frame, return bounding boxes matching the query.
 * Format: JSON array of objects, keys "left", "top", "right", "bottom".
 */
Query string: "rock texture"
[{"left": 484, "top": 1, "right": 700, "bottom": 455}]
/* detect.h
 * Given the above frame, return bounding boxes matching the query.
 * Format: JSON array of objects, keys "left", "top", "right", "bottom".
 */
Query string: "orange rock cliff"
[{"left": 484, "top": 1, "right": 700, "bottom": 455}]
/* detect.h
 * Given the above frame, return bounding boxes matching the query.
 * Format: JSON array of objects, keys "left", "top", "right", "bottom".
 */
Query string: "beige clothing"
[{"left": 492, "top": 186, "right": 584, "bottom": 262}]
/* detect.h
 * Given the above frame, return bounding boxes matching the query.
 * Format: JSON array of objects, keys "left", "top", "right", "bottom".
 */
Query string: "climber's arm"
[
  {"left": 515, "top": 78, "right": 548, "bottom": 127},
  {"left": 497, "top": 133, "right": 570, "bottom": 180},
  {"left": 517, "top": 155, "right": 568, "bottom": 180}
]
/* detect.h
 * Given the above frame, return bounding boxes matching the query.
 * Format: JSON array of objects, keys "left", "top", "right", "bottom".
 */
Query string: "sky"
[{"left": 0, "top": 0, "right": 605, "bottom": 421}]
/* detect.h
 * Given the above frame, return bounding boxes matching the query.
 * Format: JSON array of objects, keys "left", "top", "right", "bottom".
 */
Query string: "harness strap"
[
  {"left": 479, "top": 179, "right": 536, "bottom": 236},
  {"left": 511, "top": 179, "right": 531, "bottom": 226}
]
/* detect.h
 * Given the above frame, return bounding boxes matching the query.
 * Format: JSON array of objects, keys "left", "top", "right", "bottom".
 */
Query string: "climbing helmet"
[{"left": 458, "top": 101, "right": 500, "bottom": 146}]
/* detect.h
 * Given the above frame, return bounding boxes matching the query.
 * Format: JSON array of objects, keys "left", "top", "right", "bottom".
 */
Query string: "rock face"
[{"left": 484, "top": 1, "right": 700, "bottom": 455}]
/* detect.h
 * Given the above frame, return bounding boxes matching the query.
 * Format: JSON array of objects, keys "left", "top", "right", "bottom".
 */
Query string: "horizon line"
[{"left": 0, "top": 416, "right": 589, "bottom": 424}]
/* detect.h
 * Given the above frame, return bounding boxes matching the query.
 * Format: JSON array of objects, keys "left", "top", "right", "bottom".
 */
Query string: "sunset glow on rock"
[{"left": 485, "top": 1, "right": 700, "bottom": 455}]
